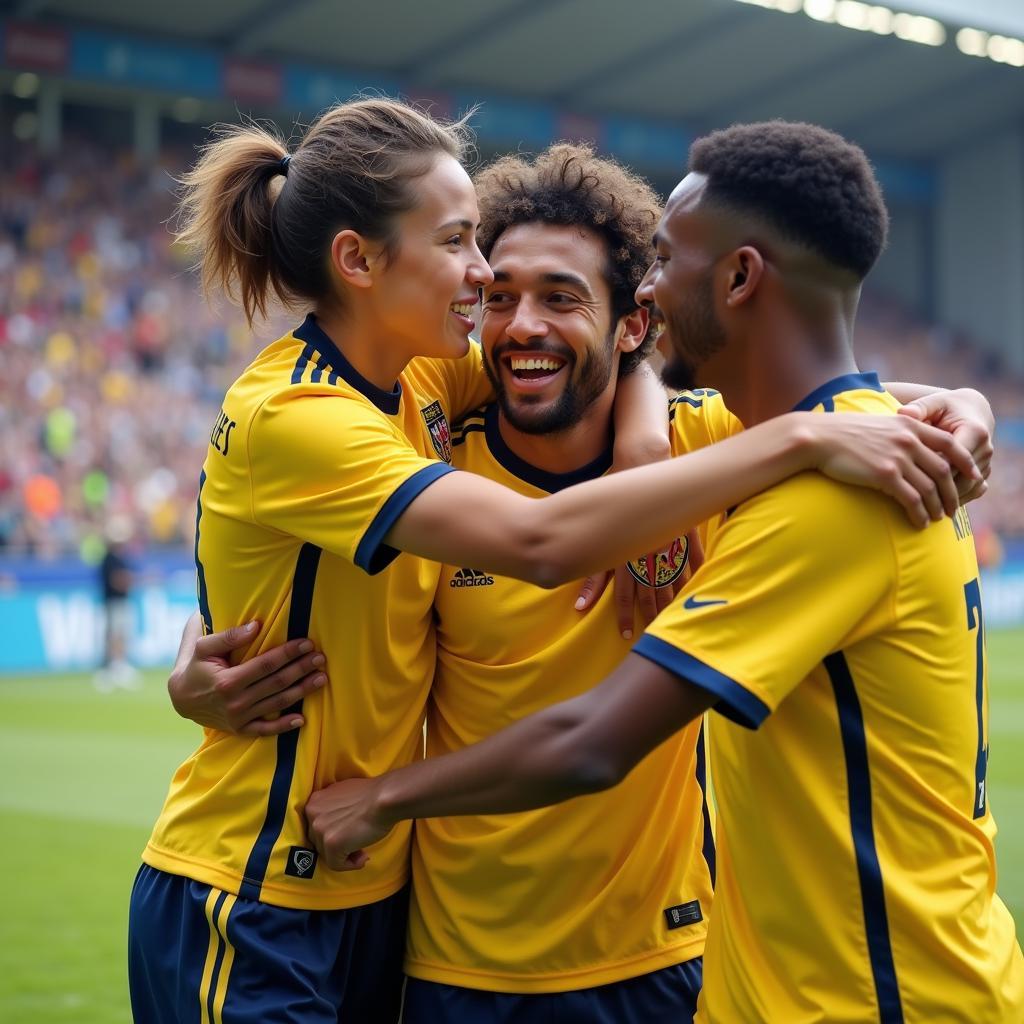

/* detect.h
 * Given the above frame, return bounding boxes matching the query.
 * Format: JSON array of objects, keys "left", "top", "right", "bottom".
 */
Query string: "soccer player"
[
  {"left": 302, "top": 122, "right": 1024, "bottom": 1022},
  {"left": 134, "top": 98, "right": 968, "bottom": 1023}
]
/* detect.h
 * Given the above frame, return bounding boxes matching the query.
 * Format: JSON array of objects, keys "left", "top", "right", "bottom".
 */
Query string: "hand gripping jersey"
[
  {"left": 406, "top": 393, "right": 740, "bottom": 993},
  {"left": 635, "top": 373, "right": 1024, "bottom": 1023},
  {"left": 144, "top": 315, "right": 490, "bottom": 910}
]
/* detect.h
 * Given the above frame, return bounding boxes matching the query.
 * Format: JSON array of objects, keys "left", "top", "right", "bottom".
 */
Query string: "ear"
[
  {"left": 614, "top": 306, "right": 649, "bottom": 354},
  {"left": 723, "top": 246, "right": 764, "bottom": 308},
  {"left": 330, "top": 229, "right": 378, "bottom": 290}
]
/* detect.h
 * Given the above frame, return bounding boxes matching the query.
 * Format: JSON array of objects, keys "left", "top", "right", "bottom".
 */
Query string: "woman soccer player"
[{"left": 128, "top": 97, "right": 979, "bottom": 1024}]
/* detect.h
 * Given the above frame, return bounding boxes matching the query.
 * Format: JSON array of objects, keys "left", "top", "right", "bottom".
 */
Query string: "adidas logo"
[{"left": 450, "top": 567, "right": 495, "bottom": 588}]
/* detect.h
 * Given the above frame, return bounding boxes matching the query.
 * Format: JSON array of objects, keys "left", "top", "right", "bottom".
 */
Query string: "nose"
[
  {"left": 505, "top": 297, "right": 547, "bottom": 343},
  {"left": 635, "top": 264, "right": 656, "bottom": 307},
  {"left": 468, "top": 242, "right": 494, "bottom": 288}
]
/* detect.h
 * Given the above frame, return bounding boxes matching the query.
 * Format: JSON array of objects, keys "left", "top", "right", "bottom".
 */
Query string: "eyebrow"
[
  {"left": 491, "top": 270, "right": 595, "bottom": 298},
  {"left": 437, "top": 219, "right": 474, "bottom": 232}
]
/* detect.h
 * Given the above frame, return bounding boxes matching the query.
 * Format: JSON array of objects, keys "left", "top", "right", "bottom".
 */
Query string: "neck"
[
  {"left": 497, "top": 387, "right": 615, "bottom": 477},
  {"left": 703, "top": 308, "right": 858, "bottom": 427},
  {"left": 315, "top": 305, "right": 410, "bottom": 393}
]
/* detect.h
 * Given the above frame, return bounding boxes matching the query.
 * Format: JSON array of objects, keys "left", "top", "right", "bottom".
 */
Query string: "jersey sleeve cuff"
[
  {"left": 632, "top": 634, "right": 770, "bottom": 729},
  {"left": 354, "top": 462, "right": 456, "bottom": 575}
]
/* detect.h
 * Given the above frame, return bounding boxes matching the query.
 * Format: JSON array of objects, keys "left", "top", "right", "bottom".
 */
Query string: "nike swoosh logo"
[{"left": 683, "top": 596, "right": 728, "bottom": 610}]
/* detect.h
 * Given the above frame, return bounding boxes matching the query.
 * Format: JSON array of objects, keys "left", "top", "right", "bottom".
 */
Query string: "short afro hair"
[
  {"left": 474, "top": 144, "right": 661, "bottom": 374},
  {"left": 689, "top": 121, "right": 888, "bottom": 279}
]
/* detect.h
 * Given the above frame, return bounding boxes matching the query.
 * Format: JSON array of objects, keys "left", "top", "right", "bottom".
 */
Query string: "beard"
[
  {"left": 484, "top": 335, "right": 616, "bottom": 436},
  {"left": 659, "top": 271, "right": 726, "bottom": 392}
]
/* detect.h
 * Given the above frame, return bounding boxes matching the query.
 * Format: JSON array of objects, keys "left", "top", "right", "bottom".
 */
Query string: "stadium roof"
[{"left": 3, "top": 0, "right": 1023, "bottom": 165}]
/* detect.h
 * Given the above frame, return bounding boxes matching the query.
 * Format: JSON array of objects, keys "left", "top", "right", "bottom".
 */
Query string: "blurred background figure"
[{"left": 93, "top": 515, "right": 138, "bottom": 691}]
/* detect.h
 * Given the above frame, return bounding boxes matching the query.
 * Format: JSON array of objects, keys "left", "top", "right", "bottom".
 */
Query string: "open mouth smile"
[
  {"left": 449, "top": 300, "right": 478, "bottom": 330},
  {"left": 501, "top": 351, "right": 569, "bottom": 390}
]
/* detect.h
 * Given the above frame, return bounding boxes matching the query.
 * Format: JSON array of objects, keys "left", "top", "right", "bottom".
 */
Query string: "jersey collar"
[
  {"left": 484, "top": 403, "right": 613, "bottom": 493},
  {"left": 293, "top": 314, "right": 402, "bottom": 415},
  {"left": 792, "top": 371, "right": 884, "bottom": 412}
]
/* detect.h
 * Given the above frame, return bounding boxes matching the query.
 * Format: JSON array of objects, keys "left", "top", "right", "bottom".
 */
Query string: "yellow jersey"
[
  {"left": 635, "top": 373, "right": 1024, "bottom": 1022},
  {"left": 406, "top": 392, "right": 739, "bottom": 993},
  {"left": 144, "top": 314, "right": 490, "bottom": 910}
]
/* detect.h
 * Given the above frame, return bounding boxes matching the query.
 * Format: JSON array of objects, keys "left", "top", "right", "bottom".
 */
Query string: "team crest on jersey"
[
  {"left": 627, "top": 535, "right": 689, "bottom": 589},
  {"left": 421, "top": 400, "right": 452, "bottom": 463}
]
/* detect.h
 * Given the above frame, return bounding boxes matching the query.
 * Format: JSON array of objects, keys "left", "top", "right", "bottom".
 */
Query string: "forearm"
[
  {"left": 885, "top": 381, "right": 942, "bottom": 404},
  {"left": 374, "top": 695, "right": 613, "bottom": 825},
  {"left": 612, "top": 361, "right": 671, "bottom": 464},
  {"left": 391, "top": 413, "right": 813, "bottom": 586},
  {"left": 524, "top": 411, "right": 813, "bottom": 582},
  {"left": 371, "top": 655, "right": 710, "bottom": 826},
  {"left": 170, "top": 611, "right": 203, "bottom": 683}
]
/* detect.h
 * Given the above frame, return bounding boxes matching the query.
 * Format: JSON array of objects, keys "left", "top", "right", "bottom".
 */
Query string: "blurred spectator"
[
  {"left": 0, "top": 139, "right": 1022, "bottom": 558},
  {"left": 94, "top": 515, "right": 139, "bottom": 691}
]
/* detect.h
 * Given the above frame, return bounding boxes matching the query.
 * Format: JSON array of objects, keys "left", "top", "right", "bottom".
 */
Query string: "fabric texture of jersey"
[
  {"left": 635, "top": 373, "right": 1024, "bottom": 1023},
  {"left": 144, "top": 315, "right": 491, "bottom": 910},
  {"left": 406, "top": 393, "right": 739, "bottom": 993}
]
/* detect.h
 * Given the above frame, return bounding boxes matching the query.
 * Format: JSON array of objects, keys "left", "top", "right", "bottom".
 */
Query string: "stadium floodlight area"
[{"left": 732, "top": 0, "right": 1024, "bottom": 64}]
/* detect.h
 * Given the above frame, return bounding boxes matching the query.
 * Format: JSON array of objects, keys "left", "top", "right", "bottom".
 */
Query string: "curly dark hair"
[
  {"left": 689, "top": 121, "right": 888, "bottom": 279},
  {"left": 474, "top": 144, "right": 662, "bottom": 374}
]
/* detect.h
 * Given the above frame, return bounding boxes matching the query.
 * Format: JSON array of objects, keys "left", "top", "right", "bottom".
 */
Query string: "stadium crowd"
[{"left": 1, "top": 141, "right": 1022, "bottom": 563}]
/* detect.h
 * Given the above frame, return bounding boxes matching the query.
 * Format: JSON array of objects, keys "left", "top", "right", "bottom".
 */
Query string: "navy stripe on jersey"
[
  {"left": 452, "top": 421, "right": 486, "bottom": 448},
  {"left": 695, "top": 723, "right": 716, "bottom": 888},
  {"left": 239, "top": 543, "right": 322, "bottom": 902},
  {"left": 294, "top": 314, "right": 402, "bottom": 413},
  {"left": 451, "top": 405, "right": 487, "bottom": 445},
  {"left": 483, "top": 403, "right": 612, "bottom": 492},
  {"left": 206, "top": 890, "right": 230, "bottom": 1021},
  {"left": 633, "top": 635, "right": 770, "bottom": 729},
  {"left": 670, "top": 394, "right": 705, "bottom": 410},
  {"left": 291, "top": 342, "right": 315, "bottom": 385},
  {"left": 792, "top": 371, "right": 884, "bottom": 412},
  {"left": 824, "top": 651, "right": 904, "bottom": 1024},
  {"left": 354, "top": 462, "right": 457, "bottom": 575},
  {"left": 194, "top": 470, "right": 213, "bottom": 634},
  {"left": 310, "top": 349, "right": 330, "bottom": 384}
]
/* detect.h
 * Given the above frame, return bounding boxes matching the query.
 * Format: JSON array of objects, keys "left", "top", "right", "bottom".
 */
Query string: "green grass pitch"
[{"left": 2, "top": 630, "right": 1023, "bottom": 1022}]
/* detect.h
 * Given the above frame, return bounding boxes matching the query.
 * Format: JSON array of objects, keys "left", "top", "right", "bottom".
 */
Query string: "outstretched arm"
[
  {"left": 386, "top": 411, "right": 977, "bottom": 588},
  {"left": 306, "top": 654, "right": 712, "bottom": 870}
]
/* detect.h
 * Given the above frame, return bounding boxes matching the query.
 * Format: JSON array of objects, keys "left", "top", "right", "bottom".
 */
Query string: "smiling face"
[
  {"left": 368, "top": 154, "right": 493, "bottom": 360},
  {"left": 480, "top": 222, "right": 628, "bottom": 435},
  {"left": 636, "top": 173, "right": 727, "bottom": 391}
]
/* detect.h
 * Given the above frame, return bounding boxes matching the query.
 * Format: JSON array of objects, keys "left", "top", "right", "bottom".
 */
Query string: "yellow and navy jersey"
[
  {"left": 144, "top": 314, "right": 491, "bottom": 911},
  {"left": 406, "top": 392, "right": 739, "bottom": 993},
  {"left": 635, "top": 373, "right": 1024, "bottom": 1022}
]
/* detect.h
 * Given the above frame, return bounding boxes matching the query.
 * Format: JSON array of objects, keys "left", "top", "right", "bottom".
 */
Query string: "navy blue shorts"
[
  {"left": 128, "top": 864, "right": 408, "bottom": 1023},
  {"left": 402, "top": 957, "right": 703, "bottom": 1024}
]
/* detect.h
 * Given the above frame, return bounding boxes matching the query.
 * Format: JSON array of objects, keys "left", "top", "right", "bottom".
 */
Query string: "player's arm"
[
  {"left": 306, "top": 654, "right": 715, "bottom": 869},
  {"left": 886, "top": 383, "right": 994, "bottom": 502},
  {"left": 167, "top": 612, "right": 326, "bottom": 735},
  {"left": 307, "top": 474, "right": 893, "bottom": 870},
  {"left": 577, "top": 360, "right": 676, "bottom": 626},
  {"left": 385, "top": 409, "right": 978, "bottom": 588}
]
